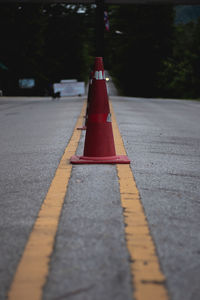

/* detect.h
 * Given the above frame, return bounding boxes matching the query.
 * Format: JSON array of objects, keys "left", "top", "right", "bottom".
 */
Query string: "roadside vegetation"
[
  {"left": 0, "top": 3, "right": 200, "bottom": 99},
  {"left": 106, "top": 5, "right": 200, "bottom": 99}
]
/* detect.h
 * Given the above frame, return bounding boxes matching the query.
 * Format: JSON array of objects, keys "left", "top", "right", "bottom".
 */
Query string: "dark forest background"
[{"left": 0, "top": 3, "right": 200, "bottom": 99}]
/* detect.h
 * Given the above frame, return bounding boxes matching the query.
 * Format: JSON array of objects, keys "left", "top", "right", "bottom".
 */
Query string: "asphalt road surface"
[{"left": 0, "top": 93, "right": 200, "bottom": 300}]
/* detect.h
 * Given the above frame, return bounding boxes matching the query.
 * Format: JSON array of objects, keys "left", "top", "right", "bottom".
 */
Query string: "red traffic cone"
[
  {"left": 85, "top": 70, "right": 94, "bottom": 127},
  {"left": 77, "top": 71, "right": 93, "bottom": 130},
  {"left": 70, "top": 57, "right": 130, "bottom": 164}
]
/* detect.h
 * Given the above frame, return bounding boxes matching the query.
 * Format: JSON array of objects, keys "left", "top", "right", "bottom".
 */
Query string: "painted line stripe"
[
  {"left": 110, "top": 102, "right": 169, "bottom": 300},
  {"left": 8, "top": 102, "right": 86, "bottom": 300}
]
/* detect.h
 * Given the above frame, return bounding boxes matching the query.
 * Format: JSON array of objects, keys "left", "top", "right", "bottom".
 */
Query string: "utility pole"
[{"left": 96, "top": 0, "right": 105, "bottom": 57}]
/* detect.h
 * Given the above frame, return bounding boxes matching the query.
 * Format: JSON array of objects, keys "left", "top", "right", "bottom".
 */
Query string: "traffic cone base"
[
  {"left": 77, "top": 126, "right": 87, "bottom": 130},
  {"left": 70, "top": 155, "right": 130, "bottom": 164}
]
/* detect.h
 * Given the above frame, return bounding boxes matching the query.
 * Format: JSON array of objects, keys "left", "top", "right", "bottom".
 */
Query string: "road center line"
[
  {"left": 110, "top": 102, "right": 169, "bottom": 300},
  {"left": 7, "top": 102, "right": 86, "bottom": 300}
]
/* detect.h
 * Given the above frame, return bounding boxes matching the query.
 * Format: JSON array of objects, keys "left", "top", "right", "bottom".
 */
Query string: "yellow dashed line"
[
  {"left": 7, "top": 102, "right": 86, "bottom": 300},
  {"left": 110, "top": 102, "right": 169, "bottom": 300}
]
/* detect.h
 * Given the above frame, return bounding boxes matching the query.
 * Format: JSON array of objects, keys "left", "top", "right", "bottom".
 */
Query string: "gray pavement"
[
  {"left": 112, "top": 96, "right": 200, "bottom": 300},
  {"left": 0, "top": 97, "right": 84, "bottom": 300},
  {"left": 43, "top": 163, "right": 133, "bottom": 300},
  {"left": 0, "top": 94, "right": 200, "bottom": 300}
]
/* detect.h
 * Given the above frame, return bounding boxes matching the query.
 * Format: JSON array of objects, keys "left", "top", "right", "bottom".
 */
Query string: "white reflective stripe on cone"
[
  {"left": 99, "top": 71, "right": 103, "bottom": 80},
  {"left": 94, "top": 71, "right": 99, "bottom": 80},
  {"left": 94, "top": 71, "right": 105, "bottom": 80},
  {"left": 107, "top": 113, "right": 112, "bottom": 122}
]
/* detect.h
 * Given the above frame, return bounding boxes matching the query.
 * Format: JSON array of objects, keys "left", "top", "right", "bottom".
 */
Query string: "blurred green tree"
[
  {"left": 0, "top": 3, "right": 94, "bottom": 95},
  {"left": 104, "top": 5, "right": 174, "bottom": 98},
  {"left": 1, "top": 3, "right": 200, "bottom": 98},
  {"left": 158, "top": 19, "right": 200, "bottom": 99}
]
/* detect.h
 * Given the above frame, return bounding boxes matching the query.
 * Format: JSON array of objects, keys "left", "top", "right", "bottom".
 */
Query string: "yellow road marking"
[
  {"left": 8, "top": 102, "right": 86, "bottom": 300},
  {"left": 110, "top": 102, "right": 169, "bottom": 300}
]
